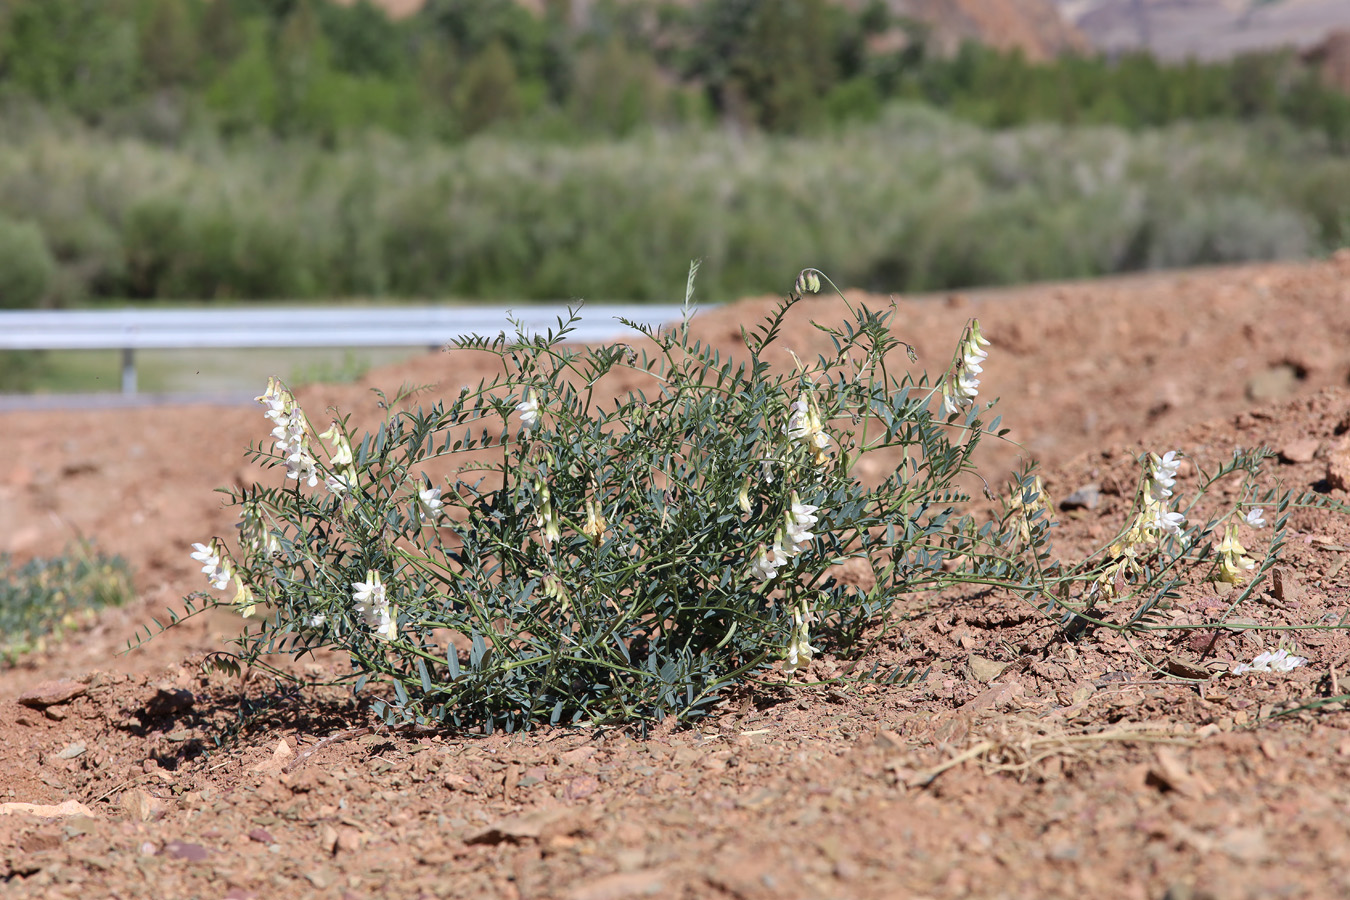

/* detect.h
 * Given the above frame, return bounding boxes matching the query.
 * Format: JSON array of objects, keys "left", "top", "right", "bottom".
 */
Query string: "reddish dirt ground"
[{"left": 2, "top": 257, "right": 1350, "bottom": 899}]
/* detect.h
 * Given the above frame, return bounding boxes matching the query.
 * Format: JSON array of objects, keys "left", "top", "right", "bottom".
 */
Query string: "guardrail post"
[{"left": 121, "top": 348, "right": 137, "bottom": 394}]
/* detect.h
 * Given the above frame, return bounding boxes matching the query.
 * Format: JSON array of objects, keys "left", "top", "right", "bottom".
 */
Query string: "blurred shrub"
[
  {"left": 0, "top": 214, "right": 55, "bottom": 308},
  {"left": 0, "top": 545, "right": 134, "bottom": 666},
  {"left": 0, "top": 104, "right": 1347, "bottom": 303}
]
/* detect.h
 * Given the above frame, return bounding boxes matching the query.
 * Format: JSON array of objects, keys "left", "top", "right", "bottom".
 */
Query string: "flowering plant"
[{"left": 176, "top": 266, "right": 1048, "bottom": 730}]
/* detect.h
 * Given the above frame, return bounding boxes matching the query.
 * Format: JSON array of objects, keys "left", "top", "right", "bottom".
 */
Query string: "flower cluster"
[
  {"left": 1143, "top": 450, "right": 1186, "bottom": 538},
  {"left": 1232, "top": 647, "right": 1306, "bottom": 675},
  {"left": 581, "top": 491, "right": 608, "bottom": 545},
  {"left": 751, "top": 493, "right": 820, "bottom": 582},
  {"left": 190, "top": 540, "right": 231, "bottom": 590},
  {"left": 1214, "top": 522, "right": 1256, "bottom": 584},
  {"left": 786, "top": 390, "right": 831, "bottom": 466},
  {"left": 940, "top": 320, "right": 990, "bottom": 417},
  {"left": 258, "top": 378, "right": 319, "bottom": 487},
  {"left": 351, "top": 570, "right": 397, "bottom": 641},
  {"left": 782, "top": 599, "right": 819, "bottom": 675}
]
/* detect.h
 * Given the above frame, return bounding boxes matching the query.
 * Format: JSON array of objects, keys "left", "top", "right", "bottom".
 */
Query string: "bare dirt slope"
[{"left": 2, "top": 257, "right": 1350, "bottom": 898}]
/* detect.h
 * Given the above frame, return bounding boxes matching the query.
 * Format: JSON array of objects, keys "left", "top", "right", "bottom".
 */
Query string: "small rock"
[
  {"left": 1059, "top": 484, "right": 1100, "bottom": 511},
  {"left": 18, "top": 679, "right": 87, "bottom": 709},
  {"left": 1246, "top": 364, "right": 1299, "bottom": 401},
  {"left": 466, "top": 807, "right": 586, "bottom": 845},
  {"left": 1327, "top": 439, "right": 1350, "bottom": 492},
  {"left": 121, "top": 789, "right": 167, "bottom": 823},
  {"left": 1278, "top": 438, "right": 1319, "bottom": 464},
  {"left": 18, "top": 831, "right": 61, "bottom": 853},
  {"left": 967, "top": 655, "right": 1008, "bottom": 683},
  {"left": 334, "top": 825, "right": 366, "bottom": 854},
  {"left": 144, "top": 687, "right": 194, "bottom": 718},
  {"left": 1270, "top": 567, "right": 1305, "bottom": 604},
  {"left": 162, "top": 841, "right": 210, "bottom": 862},
  {"left": 247, "top": 828, "right": 274, "bottom": 844},
  {"left": 556, "top": 746, "right": 598, "bottom": 766},
  {"left": 57, "top": 744, "right": 86, "bottom": 760}
]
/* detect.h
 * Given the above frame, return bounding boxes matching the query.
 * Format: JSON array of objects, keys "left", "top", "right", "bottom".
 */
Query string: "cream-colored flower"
[
  {"left": 782, "top": 603, "right": 819, "bottom": 675},
  {"left": 232, "top": 574, "right": 257, "bottom": 618},
  {"left": 582, "top": 497, "right": 608, "bottom": 545}
]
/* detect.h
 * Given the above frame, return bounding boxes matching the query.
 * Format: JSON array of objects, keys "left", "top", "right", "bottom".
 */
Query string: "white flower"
[
  {"left": 1153, "top": 450, "right": 1181, "bottom": 481},
  {"left": 325, "top": 473, "right": 350, "bottom": 495},
  {"left": 1149, "top": 505, "right": 1186, "bottom": 537},
  {"left": 190, "top": 541, "right": 232, "bottom": 590},
  {"left": 1148, "top": 450, "right": 1181, "bottom": 500},
  {"left": 1232, "top": 648, "right": 1307, "bottom": 675},
  {"left": 418, "top": 486, "right": 444, "bottom": 523},
  {"left": 351, "top": 570, "right": 396, "bottom": 641},
  {"left": 286, "top": 452, "right": 320, "bottom": 488},
  {"left": 516, "top": 389, "right": 541, "bottom": 430},
  {"left": 786, "top": 494, "right": 819, "bottom": 552},
  {"left": 751, "top": 540, "right": 788, "bottom": 581},
  {"left": 1244, "top": 508, "right": 1267, "bottom": 529}
]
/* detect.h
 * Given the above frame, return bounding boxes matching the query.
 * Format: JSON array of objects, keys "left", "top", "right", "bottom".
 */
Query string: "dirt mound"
[{"left": 2, "top": 258, "right": 1350, "bottom": 897}]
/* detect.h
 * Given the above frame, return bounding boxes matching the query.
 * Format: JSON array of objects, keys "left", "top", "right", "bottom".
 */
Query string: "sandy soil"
[{"left": 2, "top": 257, "right": 1350, "bottom": 898}]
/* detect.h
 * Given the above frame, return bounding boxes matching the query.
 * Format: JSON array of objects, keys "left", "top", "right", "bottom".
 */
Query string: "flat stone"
[
  {"left": 967, "top": 655, "right": 1008, "bottom": 683},
  {"left": 1278, "top": 438, "right": 1319, "bottom": 464},
  {"left": 18, "top": 679, "right": 87, "bottom": 709},
  {"left": 1059, "top": 483, "right": 1100, "bottom": 511},
  {"left": 1246, "top": 364, "right": 1299, "bottom": 401},
  {"left": 0, "top": 800, "right": 97, "bottom": 818}
]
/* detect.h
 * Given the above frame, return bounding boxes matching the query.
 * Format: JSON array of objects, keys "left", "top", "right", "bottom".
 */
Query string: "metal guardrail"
[{"left": 0, "top": 304, "right": 694, "bottom": 394}]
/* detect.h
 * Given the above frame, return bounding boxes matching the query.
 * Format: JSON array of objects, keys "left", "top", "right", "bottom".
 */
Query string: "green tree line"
[{"left": 1, "top": 0, "right": 1348, "bottom": 143}]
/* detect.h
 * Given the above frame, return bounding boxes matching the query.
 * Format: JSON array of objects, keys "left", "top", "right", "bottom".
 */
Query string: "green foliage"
[
  {"left": 0, "top": 544, "right": 134, "bottom": 665},
  {"left": 187, "top": 268, "right": 1036, "bottom": 729},
  {"left": 456, "top": 40, "right": 525, "bottom": 136},
  {"left": 0, "top": 0, "right": 1348, "bottom": 149},
  {"left": 0, "top": 213, "right": 55, "bottom": 308},
  {"left": 2, "top": 105, "right": 1349, "bottom": 306}
]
